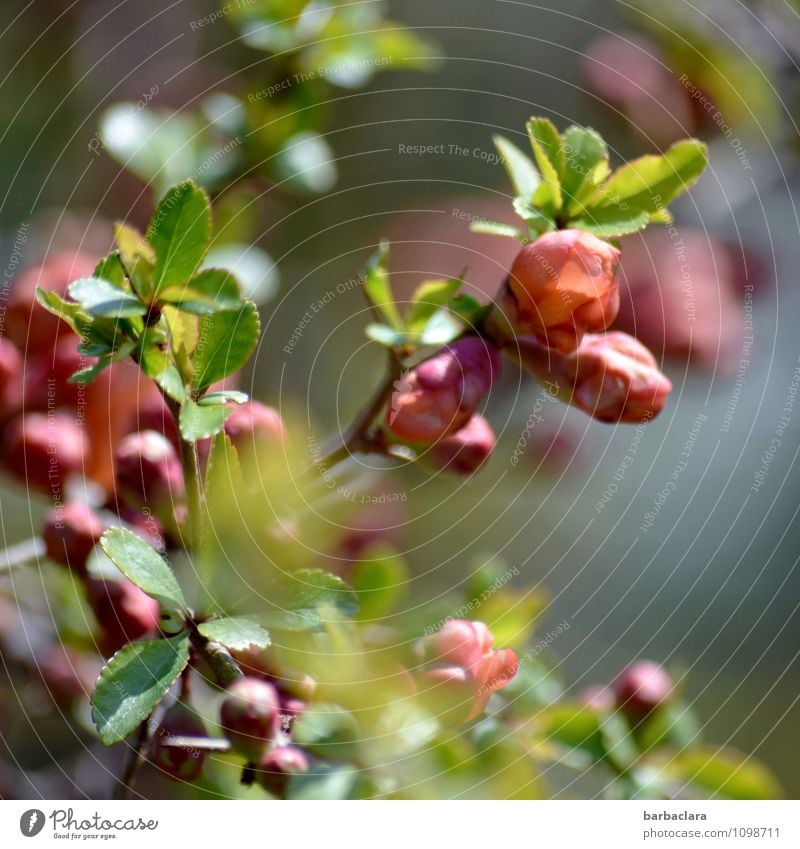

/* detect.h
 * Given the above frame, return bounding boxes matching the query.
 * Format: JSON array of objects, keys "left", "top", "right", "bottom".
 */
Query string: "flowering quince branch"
[{"left": 8, "top": 115, "right": 780, "bottom": 801}]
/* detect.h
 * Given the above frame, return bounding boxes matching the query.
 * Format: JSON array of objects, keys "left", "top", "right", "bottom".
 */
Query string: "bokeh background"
[{"left": 1, "top": 0, "right": 798, "bottom": 797}]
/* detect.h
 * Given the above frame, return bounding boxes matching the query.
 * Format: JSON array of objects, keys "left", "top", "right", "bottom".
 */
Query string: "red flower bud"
[
  {"left": 7, "top": 251, "right": 98, "bottom": 352},
  {"left": 86, "top": 577, "right": 161, "bottom": 653},
  {"left": 42, "top": 502, "right": 104, "bottom": 575},
  {"left": 22, "top": 337, "right": 88, "bottom": 411},
  {"left": 387, "top": 338, "right": 501, "bottom": 443},
  {"left": 496, "top": 229, "right": 621, "bottom": 353},
  {"left": 115, "top": 430, "right": 184, "bottom": 507},
  {"left": 0, "top": 338, "right": 22, "bottom": 398},
  {"left": 2, "top": 412, "right": 85, "bottom": 492},
  {"left": 219, "top": 677, "right": 281, "bottom": 763},
  {"left": 153, "top": 700, "right": 208, "bottom": 782},
  {"left": 223, "top": 401, "right": 287, "bottom": 451},
  {"left": 428, "top": 413, "right": 495, "bottom": 475},
  {"left": 512, "top": 331, "right": 671, "bottom": 423},
  {"left": 614, "top": 660, "right": 673, "bottom": 718},
  {"left": 126, "top": 394, "right": 180, "bottom": 449},
  {"left": 37, "top": 645, "right": 100, "bottom": 706},
  {"left": 420, "top": 619, "right": 518, "bottom": 721},
  {"left": 256, "top": 745, "right": 310, "bottom": 796}
]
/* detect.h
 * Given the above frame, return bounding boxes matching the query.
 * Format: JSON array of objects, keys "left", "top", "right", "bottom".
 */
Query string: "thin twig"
[
  {"left": 114, "top": 719, "right": 150, "bottom": 800},
  {"left": 313, "top": 353, "right": 403, "bottom": 473}
]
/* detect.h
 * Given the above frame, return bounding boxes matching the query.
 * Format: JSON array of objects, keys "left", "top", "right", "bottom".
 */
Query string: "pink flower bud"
[
  {"left": 37, "top": 645, "right": 100, "bottom": 706},
  {"left": 257, "top": 745, "right": 310, "bottom": 796},
  {"left": 420, "top": 619, "right": 518, "bottom": 721},
  {"left": 153, "top": 700, "right": 208, "bottom": 782},
  {"left": 428, "top": 413, "right": 495, "bottom": 475},
  {"left": 223, "top": 401, "right": 287, "bottom": 451},
  {"left": 512, "top": 331, "right": 671, "bottom": 423},
  {"left": 387, "top": 338, "right": 501, "bottom": 443},
  {"left": 86, "top": 577, "right": 161, "bottom": 653},
  {"left": 497, "top": 229, "right": 621, "bottom": 353},
  {"left": 614, "top": 661, "right": 673, "bottom": 718},
  {"left": 8, "top": 251, "right": 98, "bottom": 352},
  {"left": 115, "top": 430, "right": 184, "bottom": 507},
  {"left": 219, "top": 677, "right": 281, "bottom": 763},
  {"left": 2, "top": 412, "right": 85, "bottom": 492},
  {"left": 42, "top": 502, "right": 104, "bottom": 575},
  {"left": 0, "top": 338, "right": 22, "bottom": 397}
]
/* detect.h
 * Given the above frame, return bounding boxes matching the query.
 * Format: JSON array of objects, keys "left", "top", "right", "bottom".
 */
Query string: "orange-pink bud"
[
  {"left": 223, "top": 401, "right": 287, "bottom": 451},
  {"left": 512, "top": 331, "right": 671, "bottom": 424},
  {"left": 115, "top": 430, "right": 184, "bottom": 507},
  {"left": 387, "top": 338, "right": 501, "bottom": 444},
  {"left": 428, "top": 413, "right": 495, "bottom": 475},
  {"left": 420, "top": 620, "right": 518, "bottom": 720},
  {"left": 497, "top": 229, "right": 621, "bottom": 353}
]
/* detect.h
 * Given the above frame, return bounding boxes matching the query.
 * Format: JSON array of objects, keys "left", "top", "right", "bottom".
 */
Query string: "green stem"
[
  {"left": 161, "top": 394, "right": 202, "bottom": 552},
  {"left": 114, "top": 719, "right": 149, "bottom": 800}
]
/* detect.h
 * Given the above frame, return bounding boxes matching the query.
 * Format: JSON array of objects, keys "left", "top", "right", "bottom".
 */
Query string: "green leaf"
[
  {"left": 419, "top": 310, "right": 464, "bottom": 346},
  {"left": 67, "top": 278, "right": 147, "bottom": 319},
  {"left": 532, "top": 702, "right": 606, "bottom": 762},
  {"left": 114, "top": 223, "right": 156, "bottom": 268},
  {"left": 286, "top": 763, "right": 364, "bottom": 800},
  {"left": 585, "top": 139, "right": 708, "bottom": 217},
  {"left": 198, "top": 617, "right": 271, "bottom": 651},
  {"left": 363, "top": 243, "right": 403, "bottom": 330},
  {"left": 560, "top": 125, "right": 608, "bottom": 207},
  {"left": 148, "top": 181, "right": 212, "bottom": 300},
  {"left": 158, "top": 267, "right": 242, "bottom": 314},
  {"left": 179, "top": 397, "right": 233, "bottom": 441},
  {"left": 204, "top": 430, "right": 241, "bottom": 497},
  {"left": 94, "top": 251, "right": 128, "bottom": 288},
  {"left": 199, "top": 390, "right": 248, "bottom": 406},
  {"left": 527, "top": 117, "right": 564, "bottom": 212},
  {"left": 469, "top": 219, "right": 526, "bottom": 241},
  {"left": 449, "top": 294, "right": 491, "bottom": 328},
  {"left": 100, "top": 528, "right": 187, "bottom": 612},
  {"left": 512, "top": 198, "right": 556, "bottom": 233},
  {"left": 492, "top": 134, "right": 540, "bottom": 202},
  {"left": 351, "top": 549, "right": 410, "bottom": 620},
  {"left": 405, "top": 279, "right": 462, "bottom": 333},
  {"left": 365, "top": 323, "right": 407, "bottom": 348},
  {"left": 91, "top": 634, "right": 190, "bottom": 745},
  {"left": 191, "top": 300, "right": 260, "bottom": 391},
  {"left": 263, "top": 570, "right": 359, "bottom": 631},
  {"left": 292, "top": 703, "right": 360, "bottom": 761},
  {"left": 35, "top": 288, "right": 92, "bottom": 336},
  {"left": 571, "top": 209, "right": 652, "bottom": 238},
  {"left": 664, "top": 747, "right": 782, "bottom": 800}
]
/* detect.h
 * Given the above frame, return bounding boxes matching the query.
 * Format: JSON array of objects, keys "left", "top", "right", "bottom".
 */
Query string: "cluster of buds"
[
  {"left": 488, "top": 230, "right": 672, "bottom": 424},
  {"left": 417, "top": 619, "right": 519, "bottom": 722},
  {"left": 385, "top": 337, "right": 501, "bottom": 475}
]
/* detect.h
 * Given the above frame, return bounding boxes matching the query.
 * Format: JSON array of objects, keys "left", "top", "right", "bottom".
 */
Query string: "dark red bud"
[
  {"left": 42, "top": 501, "right": 104, "bottom": 575},
  {"left": 256, "top": 745, "right": 310, "bottom": 796},
  {"left": 219, "top": 677, "right": 281, "bottom": 763},
  {"left": 2, "top": 412, "right": 85, "bottom": 492},
  {"left": 153, "top": 700, "right": 208, "bottom": 782},
  {"left": 223, "top": 402, "right": 287, "bottom": 451},
  {"left": 86, "top": 578, "right": 161, "bottom": 653},
  {"left": 115, "top": 430, "right": 184, "bottom": 507},
  {"left": 614, "top": 660, "right": 673, "bottom": 718}
]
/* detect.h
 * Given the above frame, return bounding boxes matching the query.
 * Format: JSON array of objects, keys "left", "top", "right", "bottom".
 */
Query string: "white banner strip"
[{"left": 1, "top": 800, "right": 798, "bottom": 848}]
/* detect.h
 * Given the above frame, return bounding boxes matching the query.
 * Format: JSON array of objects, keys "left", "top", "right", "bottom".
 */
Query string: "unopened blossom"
[
  {"left": 387, "top": 337, "right": 501, "bottom": 443},
  {"left": 491, "top": 229, "right": 621, "bottom": 353}
]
